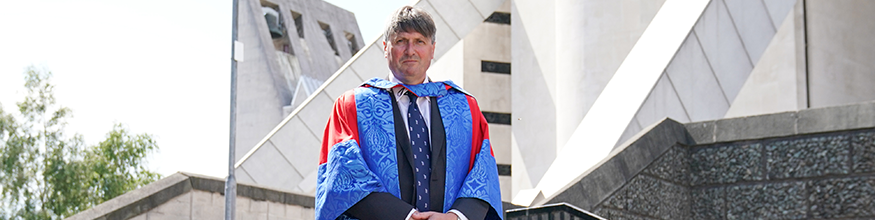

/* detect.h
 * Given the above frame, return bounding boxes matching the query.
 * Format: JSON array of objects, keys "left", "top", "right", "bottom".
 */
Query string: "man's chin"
[
  {"left": 395, "top": 71, "right": 425, "bottom": 82},
  {"left": 398, "top": 68, "right": 423, "bottom": 76}
]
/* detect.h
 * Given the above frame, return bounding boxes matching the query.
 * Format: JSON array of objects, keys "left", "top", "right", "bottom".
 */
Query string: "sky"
[{"left": 0, "top": 0, "right": 410, "bottom": 179}]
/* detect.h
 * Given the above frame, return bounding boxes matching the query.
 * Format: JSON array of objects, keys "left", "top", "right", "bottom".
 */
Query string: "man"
[{"left": 316, "top": 5, "right": 502, "bottom": 220}]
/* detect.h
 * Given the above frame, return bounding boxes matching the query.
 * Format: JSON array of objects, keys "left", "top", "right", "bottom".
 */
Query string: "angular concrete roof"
[{"left": 64, "top": 172, "right": 314, "bottom": 220}]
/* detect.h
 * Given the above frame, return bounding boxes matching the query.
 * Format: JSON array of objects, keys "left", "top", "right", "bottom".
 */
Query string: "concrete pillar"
[
  {"left": 554, "top": 0, "right": 586, "bottom": 152},
  {"left": 511, "top": 0, "right": 557, "bottom": 196}
]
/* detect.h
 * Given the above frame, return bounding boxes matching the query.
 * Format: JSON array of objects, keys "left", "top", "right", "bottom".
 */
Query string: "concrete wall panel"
[
  {"left": 466, "top": 72, "right": 511, "bottom": 113},
  {"left": 349, "top": 45, "right": 389, "bottom": 79},
  {"left": 426, "top": 38, "right": 465, "bottom": 85},
  {"left": 269, "top": 116, "right": 321, "bottom": 178},
  {"left": 762, "top": 0, "right": 797, "bottom": 29},
  {"left": 298, "top": 168, "right": 319, "bottom": 194},
  {"left": 465, "top": 23, "right": 512, "bottom": 65},
  {"left": 694, "top": 0, "right": 754, "bottom": 102},
  {"left": 471, "top": 0, "right": 507, "bottom": 17},
  {"left": 295, "top": 92, "right": 333, "bottom": 139},
  {"left": 666, "top": 34, "right": 730, "bottom": 122},
  {"left": 725, "top": 11, "right": 799, "bottom": 118},
  {"left": 237, "top": 167, "right": 258, "bottom": 185},
  {"left": 510, "top": 133, "right": 534, "bottom": 199},
  {"left": 323, "top": 68, "right": 364, "bottom": 100},
  {"left": 426, "top": 0, "right": 486, "bottom": 44},
  {"left": 636, "top": 74, "right": 691, "bottom": 129},
  {"left": 724, "top": 0, "right": 776, "bottom": 64},
  {"left": 191, "top": 191, "right": 224, "bottom": 220},
  {"left": 267, "top": 201, "right": 285, "bottom": 219},
  {"left": 807, "top": 0, "right": 875, "bottom": 108},
  {"left": 145, "top": 192, "right": 192, "bottom": 219},
  {"left": 462, "top": 21, "right": 511, "bottom": 112},
  {"left": 417, "top": 2, "right": 463, "bottom": 58},
  {"left": 500, "top": 175, "right": 512, "bottom": 202},
  {"left": 490, "top": 124, "right": 512, "bottom": 165},
  {"left": 240, "top": 141, "right": 303, "bottom": 192}
]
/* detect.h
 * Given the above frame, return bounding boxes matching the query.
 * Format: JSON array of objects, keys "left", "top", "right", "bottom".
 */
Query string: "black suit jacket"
[{"left": 346, "top": 95, "right": 489, "bottom": 220}]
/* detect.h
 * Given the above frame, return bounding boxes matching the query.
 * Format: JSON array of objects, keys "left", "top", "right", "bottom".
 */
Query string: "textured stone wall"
[
  {"left": 590, "top": 129, "right": 875, "bottom": 220},
  {"left": 128, "top": 190, "right": 315, "bottom": 220},
  {"left": 590, "top": 145, "right": 692, "bottom": 220}
]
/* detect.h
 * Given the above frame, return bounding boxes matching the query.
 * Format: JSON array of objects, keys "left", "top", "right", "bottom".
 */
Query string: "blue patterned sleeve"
[
  {"left": 458, "top": 139, "right": 504, "bottom": 220},
  {"left": 316, "top": 139, "right": 388, "bottom": 220}
]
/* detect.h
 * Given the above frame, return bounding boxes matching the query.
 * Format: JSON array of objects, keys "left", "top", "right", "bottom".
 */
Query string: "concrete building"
[
  {"left": 233, "top": 0, "right": 363, "bottom": 163},
  {"left": 234, "top": 0, "right": 875, "bottom": 207},
  {"left": 70, "top": 0, "right": 875, "bottom": 219}
]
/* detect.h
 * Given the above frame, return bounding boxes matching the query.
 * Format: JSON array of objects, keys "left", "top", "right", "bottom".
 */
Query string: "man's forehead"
[{"left": 388, "top": 31, "right": 430, "bottom": 40}]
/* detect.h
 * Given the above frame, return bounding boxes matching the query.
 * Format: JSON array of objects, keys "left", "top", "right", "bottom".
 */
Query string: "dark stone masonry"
[
  {"left": 591, "top": 129, "right": 875, "bottom": 220},
  {"left": 508, "top": 103, "right": 875, "bottom": 220}
]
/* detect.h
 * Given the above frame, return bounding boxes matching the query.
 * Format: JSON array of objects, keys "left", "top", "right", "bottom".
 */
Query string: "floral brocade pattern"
[
  {"left": 436, "top": 88, "right": 474, "bottom": 211},
  {"left": 317, "top": 78, "right": 502, "bottom": 219},
  {"left": 459, "top": 140, "right": 503, "bottom": 218},
  {"left": 315, "top": 139, "right": 387, "bottom": 220},
  {"left": 354, "top": 87, "right": 402, "bottom": 198}
]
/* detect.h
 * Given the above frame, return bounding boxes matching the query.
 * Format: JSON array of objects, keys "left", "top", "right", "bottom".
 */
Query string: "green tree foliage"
[{"left": 0, "top": 66, "right": 161, "bottom": 219}]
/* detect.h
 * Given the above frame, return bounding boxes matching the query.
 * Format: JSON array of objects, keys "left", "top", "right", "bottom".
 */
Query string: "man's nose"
[{"left": 404, "top": 43, "right": 416, "bottom": 55}]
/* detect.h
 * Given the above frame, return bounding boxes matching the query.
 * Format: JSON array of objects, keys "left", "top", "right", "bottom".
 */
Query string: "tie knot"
[{"left": 405, "top": 91, "right": 418, "bottom": 102}]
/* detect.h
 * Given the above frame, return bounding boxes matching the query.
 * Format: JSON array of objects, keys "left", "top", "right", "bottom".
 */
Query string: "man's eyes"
[{"left": 394, "top": 39, "right": 427, "bottom": 44}]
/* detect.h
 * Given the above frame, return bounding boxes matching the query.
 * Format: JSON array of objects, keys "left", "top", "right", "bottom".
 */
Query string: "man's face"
[{"left": 384, "top": 31, "right": 435, "bottom": 85}]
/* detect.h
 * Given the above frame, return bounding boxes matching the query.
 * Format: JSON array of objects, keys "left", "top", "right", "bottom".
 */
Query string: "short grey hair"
[{"left": 383, "top": 6, "right": 436, "bottom": 43}]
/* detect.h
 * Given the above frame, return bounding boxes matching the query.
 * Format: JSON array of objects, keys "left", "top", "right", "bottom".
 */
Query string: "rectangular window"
[
  {"left": 484, "top": 12, "right": 511, "bottom": 25},
  {"left": 291, "top": 10, "right": 304, "bottom": 38},
  {"left": 319, "top": 22, "right": 339, "bottom": 56},
  {"left": 261, "top": 1, "right": 292, "bottom": 54},
  {"left": 260, "top": 2, "right": 283, "bottom": 39},
  {"left": 481, "top": 61, "right": 511, "bottom": 74},
  {"left": 345, "top": 32, "right": 359, "bottom": 55},
  {"left": 497, "top": 164, "right": 511, "bottom": 176},
  {"left": 482, "top": 111, "right": 511, "bottom": 125}
]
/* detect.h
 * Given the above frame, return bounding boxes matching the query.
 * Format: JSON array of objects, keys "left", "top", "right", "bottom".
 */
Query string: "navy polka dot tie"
[{"left": 406, "top": 92, "right": 431, "bottom": 211}]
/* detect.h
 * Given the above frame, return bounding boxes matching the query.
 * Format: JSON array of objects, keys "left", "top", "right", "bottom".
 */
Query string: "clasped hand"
[{"left": 410, "top": 211, "right": 458, "bottom": 220}]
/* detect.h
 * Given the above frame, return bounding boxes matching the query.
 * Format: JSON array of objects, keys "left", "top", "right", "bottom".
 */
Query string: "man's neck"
[{"left": 390, "top": 74, "right": 429, "bottom": 85}]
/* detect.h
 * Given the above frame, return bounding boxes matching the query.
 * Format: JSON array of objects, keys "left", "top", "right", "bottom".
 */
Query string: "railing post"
[{"left": 225, "top": 0, "right": 241, "bottom": 219}]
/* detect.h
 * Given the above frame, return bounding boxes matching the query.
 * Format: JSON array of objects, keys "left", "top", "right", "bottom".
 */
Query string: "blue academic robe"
[{"left": 316, "top": 78, "right": 502, "bottom": 220}]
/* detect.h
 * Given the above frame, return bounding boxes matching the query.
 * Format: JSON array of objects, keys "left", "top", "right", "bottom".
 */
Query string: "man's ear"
[
  {"left": 383, "top": 41, "right": 388, "bottom": 58},
  {"left": 430, "top": 41, "right": 436, "bottom": 58}
]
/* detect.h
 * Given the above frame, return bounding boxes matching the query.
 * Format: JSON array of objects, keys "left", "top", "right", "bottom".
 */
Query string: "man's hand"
[{"left": 411, "top": 211, "right": 458, "bottom": 220}]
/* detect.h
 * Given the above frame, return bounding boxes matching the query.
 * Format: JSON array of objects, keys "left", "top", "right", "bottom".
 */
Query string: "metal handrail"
[{"left": 506, "top": 203, "right": 605, "bottom": 220}]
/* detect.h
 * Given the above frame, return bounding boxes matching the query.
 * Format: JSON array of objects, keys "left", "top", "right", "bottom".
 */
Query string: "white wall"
[
  {"left": 806, "top": 0, "right": 875, "bottom": 108},
  {"left": 511, "top": 0, "right": 665, "bottom": 199}
]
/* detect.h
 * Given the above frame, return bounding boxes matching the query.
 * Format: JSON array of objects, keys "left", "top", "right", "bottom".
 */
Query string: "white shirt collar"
[{"left": 389, "top": 74, "right": 429, "bottom": 99}]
